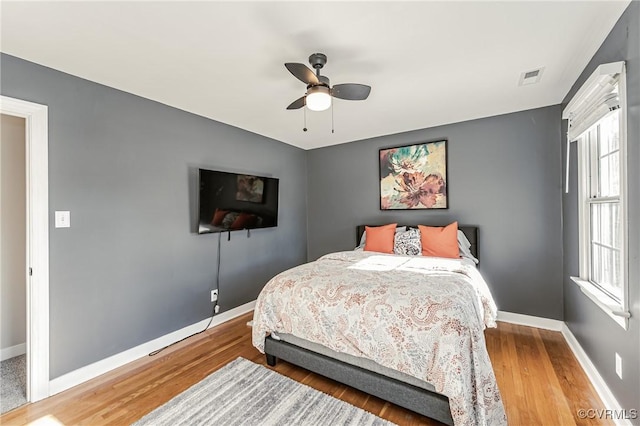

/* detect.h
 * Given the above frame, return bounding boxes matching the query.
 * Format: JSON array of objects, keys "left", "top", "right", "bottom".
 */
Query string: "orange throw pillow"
[
  {"left": 419, "top": 222, "right": 460, "bottom": 258},
  {"left": 212, "top": 209, "right": 229, "bottom": 226},
  {"left": 364, "top": 223, "right": 397, "bottom": 254}
]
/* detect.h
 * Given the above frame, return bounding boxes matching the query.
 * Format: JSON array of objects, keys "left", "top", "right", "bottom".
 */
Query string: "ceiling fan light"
[{"left": 306, "top": 86, "right": 331, "bottom": 111}]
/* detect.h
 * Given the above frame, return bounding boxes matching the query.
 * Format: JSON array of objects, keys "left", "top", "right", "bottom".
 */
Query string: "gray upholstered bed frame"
[{"left": 263, "top": 224, "right": 479, "bottom": 426}]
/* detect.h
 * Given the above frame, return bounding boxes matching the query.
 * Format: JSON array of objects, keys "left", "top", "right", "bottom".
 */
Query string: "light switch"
[{"left": 55, "top": 211, "right": 70, "bottom": 228}]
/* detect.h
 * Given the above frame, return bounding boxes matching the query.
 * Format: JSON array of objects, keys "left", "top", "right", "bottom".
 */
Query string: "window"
[
  {"left": 579, "top": 110, "right": 623, "bottom": 301},
  {"left": 563, "top": 62, "right": 629, "bottom": 329}
]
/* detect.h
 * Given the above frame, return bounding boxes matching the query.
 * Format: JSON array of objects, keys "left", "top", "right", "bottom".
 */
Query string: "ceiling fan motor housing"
[{"left": 312, "top": 75, "right": 330, "bottom": 88}]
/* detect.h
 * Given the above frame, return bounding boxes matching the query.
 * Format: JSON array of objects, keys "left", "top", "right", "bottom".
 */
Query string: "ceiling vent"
[{"left": 519, "top": 67, "right": 545, "bottom": 86}]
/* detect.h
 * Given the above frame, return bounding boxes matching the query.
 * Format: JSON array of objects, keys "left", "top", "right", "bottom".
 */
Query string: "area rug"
[
  {"left": 132, "top": 357, "right": 394, "bottom": 426},
  {"left": 0, "top": 354, "right": 27, "bottom": 414}
]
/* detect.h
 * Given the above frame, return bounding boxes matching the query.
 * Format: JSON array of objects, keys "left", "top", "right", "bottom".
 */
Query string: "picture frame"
[
  {"left": 379, "top": 140, "right": 448, "bottom": 210},
  {"left": 236, "top": 174, "right": 265, "bottom": 203}
]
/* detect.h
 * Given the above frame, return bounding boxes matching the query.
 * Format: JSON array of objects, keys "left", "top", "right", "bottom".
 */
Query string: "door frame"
[{"left": 1, "top": 95, "right": 50, "bottom": 402}]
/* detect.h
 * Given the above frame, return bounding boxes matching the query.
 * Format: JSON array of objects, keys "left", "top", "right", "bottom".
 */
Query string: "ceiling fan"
[{"left": 285, "top": 53, "right": 371, "bottom": 112}]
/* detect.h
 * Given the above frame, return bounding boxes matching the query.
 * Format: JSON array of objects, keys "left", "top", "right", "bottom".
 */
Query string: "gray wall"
[
  {"left": 307, "top": 105, "right": 564, "bottom": 319},
  {"left": 0, "top": 53, "right": 308, "bottom": 379},
  {"left": 561, "top": 1, "right": 640, "bottom": 411}
]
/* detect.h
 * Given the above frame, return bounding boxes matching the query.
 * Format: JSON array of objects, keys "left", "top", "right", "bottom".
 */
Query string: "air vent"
[
  {"left": 519, "top": 67, "right": 545, "bottom": 86},
  {"left": 524, "top": 70, "right": 539, "bottom": 79}
]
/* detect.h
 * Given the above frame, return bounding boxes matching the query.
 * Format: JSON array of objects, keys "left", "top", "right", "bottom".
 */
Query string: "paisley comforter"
[{"left": 252, "top": 251, "right": 507, "bottom": 426}]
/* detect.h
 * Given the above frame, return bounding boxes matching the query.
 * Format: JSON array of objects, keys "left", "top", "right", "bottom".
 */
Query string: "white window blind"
[{"left": 562, "top": 61, "right": 625, "bottom": 193}]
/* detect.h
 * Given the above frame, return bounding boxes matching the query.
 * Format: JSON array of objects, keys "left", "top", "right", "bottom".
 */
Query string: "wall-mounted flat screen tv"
[{"left": 198, "top": 168, "right": 279, "bottom": 234}]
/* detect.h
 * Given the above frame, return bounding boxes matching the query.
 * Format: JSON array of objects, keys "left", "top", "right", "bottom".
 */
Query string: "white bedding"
[{"left": 252, "top": 250, "right": 506, "bottom": 426}]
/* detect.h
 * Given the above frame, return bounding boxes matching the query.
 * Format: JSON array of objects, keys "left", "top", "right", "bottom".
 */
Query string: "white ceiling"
[{"left": 0, "top": 1, "right": 630, "bottom": 150}]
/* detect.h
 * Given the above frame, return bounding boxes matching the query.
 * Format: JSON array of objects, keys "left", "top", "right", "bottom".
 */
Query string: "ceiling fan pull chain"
[
  {"left": 331, "top": 101, "right": 335, "bottom": 134},
  {"left": 303, "top": 107, "right": 308, "bottom": 132}
]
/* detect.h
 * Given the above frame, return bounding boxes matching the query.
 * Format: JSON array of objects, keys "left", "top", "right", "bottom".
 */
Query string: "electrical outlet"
[
  {"left": 615, "top": 353, "right": 622, "bottom": 379},
  {"left": 210, "top": 289, "right": 218, "bottom": 303}
]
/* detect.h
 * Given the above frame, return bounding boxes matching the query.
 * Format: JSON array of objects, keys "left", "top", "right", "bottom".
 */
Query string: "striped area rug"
[{"left": 133, "top": 357, "right": 394, "bottom": 426}]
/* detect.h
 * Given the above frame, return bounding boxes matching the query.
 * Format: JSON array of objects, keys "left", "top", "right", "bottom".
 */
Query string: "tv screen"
[{"left": 198, "top": 169, "right": 279, "bottom": 234}]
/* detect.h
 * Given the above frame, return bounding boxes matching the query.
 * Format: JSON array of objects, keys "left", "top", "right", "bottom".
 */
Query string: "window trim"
[
  {"left": 570, "top": 277, "right": 630, "bottom": 328},
  {"left": 571, "top": 64, "right": 629, "bottom": 330}
]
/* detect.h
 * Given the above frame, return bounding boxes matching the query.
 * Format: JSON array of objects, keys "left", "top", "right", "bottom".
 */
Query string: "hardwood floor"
[{"left": 0, "top": 313, "right": 612, "bottom": 426}]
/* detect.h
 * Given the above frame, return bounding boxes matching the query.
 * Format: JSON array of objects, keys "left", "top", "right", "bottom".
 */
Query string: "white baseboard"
[
  {"left": 49, "top": 300, "right": 255, "bottom": 396},
  {"left": 561, "top": 324, "right": 631, "bottom": 426},
  {"left": 497, "top": 310, "right": 563, "bottom": 331},
  {"left": 498, "top": 311, "right": 630, "bottom": 426},
  {"left": 1, "top": 343, "right": 26, "bottom": 361}
]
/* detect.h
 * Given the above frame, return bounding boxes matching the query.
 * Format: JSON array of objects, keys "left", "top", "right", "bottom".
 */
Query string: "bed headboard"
[{"left": 356, "top": 224, "right": 479, "bottom": 261}]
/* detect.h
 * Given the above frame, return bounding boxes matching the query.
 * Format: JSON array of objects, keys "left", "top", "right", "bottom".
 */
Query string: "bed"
[{"left": 252, "top": 224, "right": 506, "bottom": 426}]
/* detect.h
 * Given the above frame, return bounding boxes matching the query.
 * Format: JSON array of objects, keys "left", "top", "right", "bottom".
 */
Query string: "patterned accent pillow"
[
  {"left": 394, "top": 228, "right": 422, "bottom": 255},
  {"left": 221, "top": 212, "right": 240, "bottom": 229}
]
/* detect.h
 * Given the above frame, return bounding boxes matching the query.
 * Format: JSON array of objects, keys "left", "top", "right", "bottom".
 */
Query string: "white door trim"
[{"left": 1, "top": 95, "right": 50, "bottom": 402}]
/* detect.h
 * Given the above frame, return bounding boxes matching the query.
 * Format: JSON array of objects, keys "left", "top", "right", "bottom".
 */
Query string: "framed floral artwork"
[
  {"left": 236, "top": 174, "right": 265, "bottom": 203},
  {"left": 379, "top": 140, "right": 448, "bottom": 210}
]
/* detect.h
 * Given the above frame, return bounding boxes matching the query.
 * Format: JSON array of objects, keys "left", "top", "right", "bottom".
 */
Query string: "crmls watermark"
[{"left": 577, "top": 408, "right": 638, "bottom": 420}]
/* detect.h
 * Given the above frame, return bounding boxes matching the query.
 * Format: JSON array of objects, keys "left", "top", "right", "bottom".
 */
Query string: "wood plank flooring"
[{"left": 0, "top": 313, "right": 612, "bottom": 426}]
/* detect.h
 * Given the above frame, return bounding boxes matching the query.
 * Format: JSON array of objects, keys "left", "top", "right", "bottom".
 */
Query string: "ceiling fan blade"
[
  {"left": 331, "top": 84, "right": 371, "bottom": 101},
  {"left": 286, "top": 96, "right": 306, "bottom": 110},
  {"left": 285, "top": 63, "right": 319, "bottom": 85}
]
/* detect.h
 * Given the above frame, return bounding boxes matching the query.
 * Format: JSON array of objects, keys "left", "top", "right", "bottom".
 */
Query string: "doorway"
[
  {"left": 1, "top": 113, "right": 27, "bottom": 413},
  {"left": 0, "top": 96, "right": 50, "bottom": 405}
]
